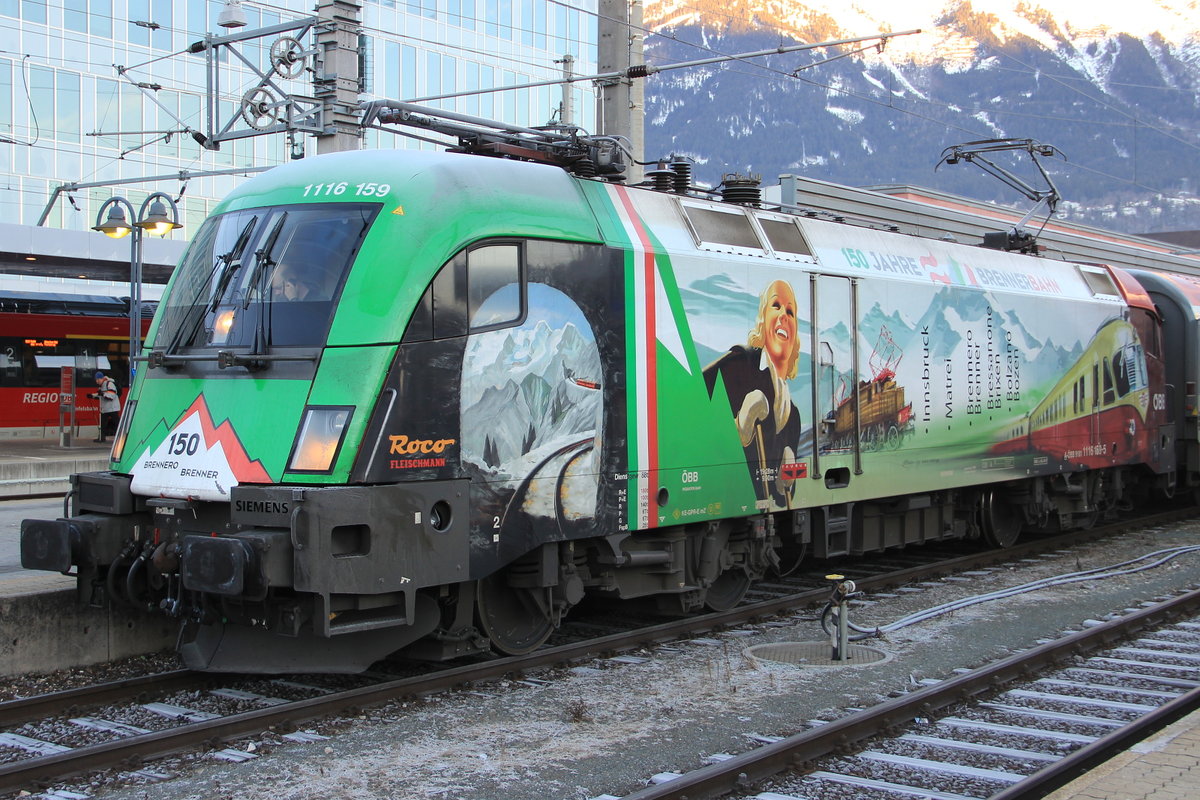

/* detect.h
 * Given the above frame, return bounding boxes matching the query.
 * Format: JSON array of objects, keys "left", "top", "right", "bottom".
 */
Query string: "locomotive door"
[{"left": 810, "top": 274, "right": 861, "bottom": 481}]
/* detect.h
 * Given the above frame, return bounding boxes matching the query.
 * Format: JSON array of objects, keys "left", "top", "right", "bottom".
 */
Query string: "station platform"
[
  {"left": 0, "top": 438, "right": 177, "bottom": 674},
  {"left": 0, "top": 435, "right": 112, "bottom": 498},
  {"left": 1044, "top": 708, "right": 1200, "bottom": 800}
]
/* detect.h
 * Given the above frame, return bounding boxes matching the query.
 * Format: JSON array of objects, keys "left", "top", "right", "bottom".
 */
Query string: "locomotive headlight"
[
  {"left": 211, "top": 309, "right": 236, "bottom": 344},
  {"left": 110, "top": 400, "right": 136, "bottom": 461},
  {"left": 287, "top": 406, "right": 354, "bottom": 473}
]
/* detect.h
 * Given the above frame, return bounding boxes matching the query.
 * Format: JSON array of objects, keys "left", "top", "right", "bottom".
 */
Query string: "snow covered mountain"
[{"left": 642, "top": 1, "right": 1200, "bottom": 233}]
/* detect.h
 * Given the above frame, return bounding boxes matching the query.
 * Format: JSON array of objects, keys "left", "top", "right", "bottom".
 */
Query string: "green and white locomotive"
[{"left": 21, "top": 118, "right": 1187, "bottom": 672}]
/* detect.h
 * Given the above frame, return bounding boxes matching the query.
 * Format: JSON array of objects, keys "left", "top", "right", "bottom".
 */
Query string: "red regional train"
[{"left": 0, "top": 287, "right": 154, "bottom": 436}]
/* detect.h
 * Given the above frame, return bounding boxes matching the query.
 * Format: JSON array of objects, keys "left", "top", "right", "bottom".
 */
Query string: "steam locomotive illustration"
[
  {"left": 20, "top": 118, "right": 1199, "bottom": 672},
  {"left": 820, "top": 327, "right": 914, "bottom": 453}
]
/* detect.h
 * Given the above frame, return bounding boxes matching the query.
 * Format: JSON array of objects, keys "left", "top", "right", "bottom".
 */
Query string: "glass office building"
[{"left": 0, "top": 0, "right": 598, "bottom": 236}]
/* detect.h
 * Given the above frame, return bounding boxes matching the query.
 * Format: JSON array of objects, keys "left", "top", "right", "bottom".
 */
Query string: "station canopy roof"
[{"left": 0, "top": 222, "right": 187, "bottom": 285}]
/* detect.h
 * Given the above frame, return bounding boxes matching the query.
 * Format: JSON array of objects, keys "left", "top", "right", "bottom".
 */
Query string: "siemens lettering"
[{"left": 233, "top": 499, "right": 291, "bottom": 515}]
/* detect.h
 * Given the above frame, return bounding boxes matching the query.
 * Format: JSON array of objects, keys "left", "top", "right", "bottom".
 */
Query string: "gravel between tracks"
[{"left": 16, "top": 519, "right": 1200, "bottom": 800}]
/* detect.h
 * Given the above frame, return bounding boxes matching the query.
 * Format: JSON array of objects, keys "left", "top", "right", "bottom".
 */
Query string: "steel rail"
[
  {"left": 0, "top": 671, "right": 206, "bottom": 728},
  {"left": 0, "top": 618, "right": 742, "bottom": 793},
  {"left": 617, "top": 587, "right": 1200, "bottom": 800},
  {"left": 726, "top": 506, "right": 1199, "bottom": 624},
  {"left": 1, "top": 507, "right": 1195, "bottom": 793},
  {"left": 989, "top": 685, "right": 1200, "bottom": 800}
]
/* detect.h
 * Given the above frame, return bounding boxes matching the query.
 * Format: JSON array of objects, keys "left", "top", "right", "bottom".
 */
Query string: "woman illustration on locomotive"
[{"left": 703, "top": 278, "right": 802, "bottom": 509}]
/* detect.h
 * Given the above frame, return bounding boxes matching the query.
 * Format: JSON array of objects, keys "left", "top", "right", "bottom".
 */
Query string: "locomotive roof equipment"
[{"left": 936, "top": 138, "right": 1066, "bottom": 255}]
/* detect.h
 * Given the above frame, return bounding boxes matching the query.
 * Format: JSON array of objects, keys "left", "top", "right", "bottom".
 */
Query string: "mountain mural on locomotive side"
[{"left": 460, "top": 283, "right": 605, "bottom": 526}]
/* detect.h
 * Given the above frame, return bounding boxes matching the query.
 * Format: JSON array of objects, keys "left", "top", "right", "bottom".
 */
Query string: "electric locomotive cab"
[
  {"left": 20, "top": 150, "right": 613, "bottom": 673},
  {"left": 18, "top": 199, "right": 452, "bottom": 672}
]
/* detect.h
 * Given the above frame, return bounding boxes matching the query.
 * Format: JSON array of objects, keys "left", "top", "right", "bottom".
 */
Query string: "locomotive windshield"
[
  {"left": 155, "top": 203, "right": 378, "bottom": 351},
  {"left": 1112, "top": 343, "right": 1147, "bottom": 397}
]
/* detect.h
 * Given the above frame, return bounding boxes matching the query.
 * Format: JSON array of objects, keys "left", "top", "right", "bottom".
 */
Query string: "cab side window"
[
  {"left": 468, "top": 244, "right": 521, "bottom": 332},
  {"left": 405, "top": 242, "right": 524, "bottom": 342},
  {"left": 1139, "top": 309, "right": 1162, "bottom": 360}
]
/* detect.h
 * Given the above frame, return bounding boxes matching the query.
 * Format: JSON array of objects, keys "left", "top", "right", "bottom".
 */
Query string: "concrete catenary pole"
[
  {"left": 629, "top": 0, "right": 644, "bottom": 173},
  {"left": 558, "top": 54, "right": 575, "bottom": 125},
  {"left": 598, "top": 0, "right": 645, "bottom": 180},
  {"left": 315, "top": 0, "right": 363, "bottom": 154}
]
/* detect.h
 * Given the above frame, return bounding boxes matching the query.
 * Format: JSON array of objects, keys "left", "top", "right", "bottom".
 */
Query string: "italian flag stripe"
[{"left": 612, "top": 185, "right": 658, "bottom": 529}]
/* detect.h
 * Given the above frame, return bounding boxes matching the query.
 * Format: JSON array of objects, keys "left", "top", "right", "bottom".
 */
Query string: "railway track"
[
  {"left": 614, "top": 589, "right": 1200, "bottom": 800},
  {"left": 1, "top": 507, "right": 1196, "bottom": 796}
]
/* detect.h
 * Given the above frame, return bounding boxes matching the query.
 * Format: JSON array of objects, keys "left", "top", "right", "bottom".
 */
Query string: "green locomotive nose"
[{"left": 103, "top": 200, "right": 381, "bottom": 497}]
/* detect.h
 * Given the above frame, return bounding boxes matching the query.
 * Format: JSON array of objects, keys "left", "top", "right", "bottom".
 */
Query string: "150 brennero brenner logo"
[{"left": 130, "top": 395, "right": 270, "bottom": 502}]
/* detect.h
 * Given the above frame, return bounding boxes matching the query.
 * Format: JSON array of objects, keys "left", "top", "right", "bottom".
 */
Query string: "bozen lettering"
[{"left": 388, "top": 434, "right": 456, "bottom": 455}]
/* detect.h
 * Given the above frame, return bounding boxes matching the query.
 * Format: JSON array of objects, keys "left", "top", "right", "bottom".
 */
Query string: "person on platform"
[
  {"left": 703, "top": 279, "right": 802, "bottom": 508},
  {"left": 89, "top": 370, "right": 121, "bottom": 443}
]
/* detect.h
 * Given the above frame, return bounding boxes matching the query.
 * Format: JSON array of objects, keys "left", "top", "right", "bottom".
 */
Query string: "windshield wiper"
[
  {"left": 208, "top": 216, "right": 258, "bottom": 312},
  {"left": 163, "top": 215, "right": 258, "bottom": 357},
  {"left": 246, "top": 213, "right": 289, "bottom": 363},
  {"left": 243, "top": 212, "right": 287, "bottom": 312}
]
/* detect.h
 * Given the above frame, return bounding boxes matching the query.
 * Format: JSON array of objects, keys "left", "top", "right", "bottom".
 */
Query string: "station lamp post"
[{"left": 93, "top": 193, "right": 183, "bottom": 383}]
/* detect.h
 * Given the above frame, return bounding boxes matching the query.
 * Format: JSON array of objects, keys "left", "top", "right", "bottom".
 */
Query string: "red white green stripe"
[{"left": 611, "top": 185, "right": 659, "bottom": 529}]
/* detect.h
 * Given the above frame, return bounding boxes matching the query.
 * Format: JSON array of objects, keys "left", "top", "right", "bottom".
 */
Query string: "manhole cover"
[{"left": 745, "top": 641, "right": 891, "bottom": 668}]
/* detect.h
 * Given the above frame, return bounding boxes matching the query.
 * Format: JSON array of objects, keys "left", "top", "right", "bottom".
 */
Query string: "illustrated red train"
[{"left": 0, "top": 288, "right": 153, "bottom": 436}]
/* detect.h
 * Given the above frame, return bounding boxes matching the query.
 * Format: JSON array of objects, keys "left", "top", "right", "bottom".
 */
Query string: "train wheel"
[
  {"left": 475, "top": 569, "right": 555, "bottom": 656},
  {"left": 705, "top": 567, "right": 751, "bottom": 611},
  {"left": 981, "top": 490, "right": 1022, "bottom": 548},
  {"left": 886, "top": 425, "right": 902, "bottom": 450}
]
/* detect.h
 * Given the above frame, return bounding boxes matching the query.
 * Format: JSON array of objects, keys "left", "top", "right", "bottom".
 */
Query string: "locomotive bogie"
[{"left": 18, "top": 149, "right": 1192, "bottom": 672}]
